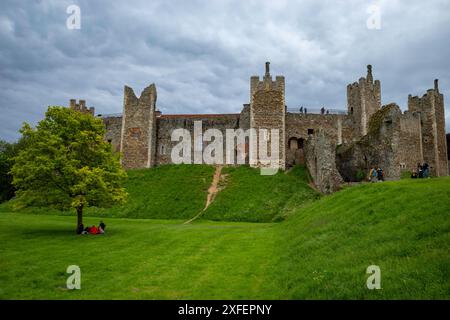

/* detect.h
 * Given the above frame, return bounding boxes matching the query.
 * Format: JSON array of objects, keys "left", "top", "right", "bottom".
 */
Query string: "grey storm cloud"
[{"left": 1, "top": 0, "right": 450, "bottom": 141}]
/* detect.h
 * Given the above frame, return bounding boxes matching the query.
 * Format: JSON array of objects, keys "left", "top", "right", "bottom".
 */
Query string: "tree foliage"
[
  {"left": 11, "top": 107, "right": 127, "bottom": 229},
  {"left": 0, "top": 138, "right": 28, "bottom": 203}
]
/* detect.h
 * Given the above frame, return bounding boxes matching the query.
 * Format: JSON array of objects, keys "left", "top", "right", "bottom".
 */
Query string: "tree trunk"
[{"left": 76, "top": 205, "right": 83, "bottom": 233}]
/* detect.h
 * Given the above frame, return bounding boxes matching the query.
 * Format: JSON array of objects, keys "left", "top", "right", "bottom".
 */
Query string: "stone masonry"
[
  {"left": 67, "top": 63, "right": 448, "bottom": 192},
  {"left": 120, "top": 84, "right": 157, "bottom": 169}
]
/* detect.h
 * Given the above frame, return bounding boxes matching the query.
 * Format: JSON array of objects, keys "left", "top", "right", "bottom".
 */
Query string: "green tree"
[
  {"left": 0, "top": 138, "right": 28, "bottom": 203},
  {"left": 0, "top": 140, "right": 16, "bottom": 202},
  {"left": 11, "top": 107, "right": 127, "bottom": 232}
]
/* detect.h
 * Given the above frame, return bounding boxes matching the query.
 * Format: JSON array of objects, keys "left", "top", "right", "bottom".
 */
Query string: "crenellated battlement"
[
  {"left": 347, "top": 65, "right": 381, "bottom": 138},
  {"left": 250, "top": 62, "right": 285, "bottom": 104},
  {"left": 69, "top": 99, "right": 95, "bottom": 116}
]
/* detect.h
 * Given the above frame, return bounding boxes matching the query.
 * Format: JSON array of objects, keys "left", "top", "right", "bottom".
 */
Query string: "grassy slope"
[
  {"left": 0, "top": 165, "right": 214, "bottom": 220},
  {"left": 86, "top": 165, "right": 214, "bottom": 219},
  {"left": 0, "top": 164, "right": 319, "bottom": 223},
  {"left": 276, "top": 177, "right": 450, "bottom": 299},
  {"left": 202, "top": 165, "right": 320, "bottom": 222}
]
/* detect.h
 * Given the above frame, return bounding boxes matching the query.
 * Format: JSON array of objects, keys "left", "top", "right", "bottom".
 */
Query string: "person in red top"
[{"left": 89, "top": 225, "right": 98, "bottom": 234}]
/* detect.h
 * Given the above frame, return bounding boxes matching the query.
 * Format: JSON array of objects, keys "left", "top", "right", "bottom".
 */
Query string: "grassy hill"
[
  {"left": 202, "top": 165, "right": 320, "bottom": 222},
  {"left": 0, "top": 165, "right": 449, "bottom": 299},
  {"left": 0, "top": 165, "right": 214, "bottom": 220},
  {"left": 276, "top": 177, "right": 450, "bottom": 299},
  {"left": 0, "top": 164, "right": 319, "bottom": 222},
  {"left": 87, "top": 165, "right": 214, "bottom": 219}
]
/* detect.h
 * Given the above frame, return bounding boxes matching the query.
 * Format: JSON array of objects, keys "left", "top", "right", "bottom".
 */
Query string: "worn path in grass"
[{"left": 184, "top": 165, "right": 223, "bottom": 224}]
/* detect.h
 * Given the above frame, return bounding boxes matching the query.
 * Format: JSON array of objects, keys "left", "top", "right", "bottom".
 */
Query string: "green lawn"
[
  {"left": 0, "top": 168, "right": 449, "bottom": 299},
  {"left": 0, "top": 213, "right": 278, "bottom": 299}
]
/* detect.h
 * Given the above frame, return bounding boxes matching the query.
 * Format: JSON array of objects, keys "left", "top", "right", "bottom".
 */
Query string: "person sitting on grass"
[
  {"left": 79, "top": 223, "right": 106, "bottom": 235},
  {"left": 99, "top": 221, "right": 106, "bottom": 233},
  {"left": 89, "top": 225, "right": 99, "bottom": 235},
  {"left": 418, "top": 163, "right": 423, "bottom": 178},
  {"left": 76, "top": 223, "right": 84, "bottom": 235}
]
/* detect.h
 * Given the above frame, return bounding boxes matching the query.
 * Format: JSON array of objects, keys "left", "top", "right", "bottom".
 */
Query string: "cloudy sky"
[{"left": 1, "top": 0, "right": 449, "bottom": 141}]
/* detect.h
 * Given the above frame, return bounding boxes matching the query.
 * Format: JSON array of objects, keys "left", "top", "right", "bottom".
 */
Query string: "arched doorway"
[{"left": 287, "top": 137, "right": 305, "bottom": 167}]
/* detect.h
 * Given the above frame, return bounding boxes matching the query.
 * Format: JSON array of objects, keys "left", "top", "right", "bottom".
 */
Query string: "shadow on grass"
[{"left": 19, "top": 228, "right": 113, "bottom": 238}]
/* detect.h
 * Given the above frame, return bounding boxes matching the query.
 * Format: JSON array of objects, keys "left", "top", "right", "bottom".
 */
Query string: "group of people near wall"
[
  {"left": 298, "top": 106, "right": 330, "bottom": 115},
  {"left": 411, "top": 162, "right": 430, "bottom": 179},
  {"left": 368, "top": 167, "right": 384, "bottom": 182},
  {"left": 76, "top": 221, "right": 106, "bottom": 235}
]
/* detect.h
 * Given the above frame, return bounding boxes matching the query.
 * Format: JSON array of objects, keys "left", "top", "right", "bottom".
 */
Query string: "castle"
[{"left": 69, "top": 62, "right": 448, "bottom": 193}]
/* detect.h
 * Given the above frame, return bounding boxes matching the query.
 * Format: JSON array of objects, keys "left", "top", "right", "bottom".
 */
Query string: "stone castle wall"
[
  {"left": 305, "top": 129, "right": 344, "bottom": 193},
  {"left": 408, "top": 80, "right": 448, "bottom": 176},
  {"left": 65, "top": 63, "right": 447, "bottom": 191},
  {"left": 120, "top": 84, "right": 157, "bottom": 170},
  {"left": 336, "top": 104, "right": 424, "bottom": 181},
  {"left": 103, "top": 115, "right": 122, "bottom": 153},
  {"left": 155, "top": 114, "right": 241, "bottom": 165}
]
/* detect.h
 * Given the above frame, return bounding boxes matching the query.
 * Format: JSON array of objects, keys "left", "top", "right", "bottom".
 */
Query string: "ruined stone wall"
[
  {"left": 239, "top": 104, "right": 250, "bottom": 130},
  {"left": 305, "top": 130, "right": 343, "bottom": 194},
  {"left": 284, "top": 113, "right": 353, "bottom": 167},
  {"left": 120, "top": 84, "right": 157, "bottom": 170},
  {"left": 397, "top": 112, "right": 423, "bottom": 172},
  {"left": 69, "top": 99, "right": 95, "bottom": 116},
  {"left": 102, "top": 115, "right": 122, "bottom": 153},
  {"left": 336, "top": 104, "right": 423, "bottom": 181},
  {"left": 155, "top": 114, "right": 240, "bottom": 165},
  {"left": 347, "top": 65, "right": 381, "bottom": 138},
  {"left": 408, "top": 80, "right": 448, "bottom": 176},
  {"left": 285, "top": 113, "right": 353, "bottom": 144}
]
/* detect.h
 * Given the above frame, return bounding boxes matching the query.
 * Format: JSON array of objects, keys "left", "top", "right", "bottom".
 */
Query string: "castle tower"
[
  {"left": 347, "top": 65, "right": 381, "bottom": 137},
  {"left": 69, "top": 99, "right": 95, "bottom": 116},
  {"left": 249, "top": 62, "right": 286, "bottom": 170},
  {"left": 120, "top": 84, "right": 157, "bottom": 170},
  {"left": 408, "top": 80, "right": 448, "bottom": 176}
]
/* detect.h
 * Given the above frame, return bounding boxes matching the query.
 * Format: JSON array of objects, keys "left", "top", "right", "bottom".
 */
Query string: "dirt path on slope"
[{"left": 184, "top": 165, "right": 223, "bottom": 224}]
